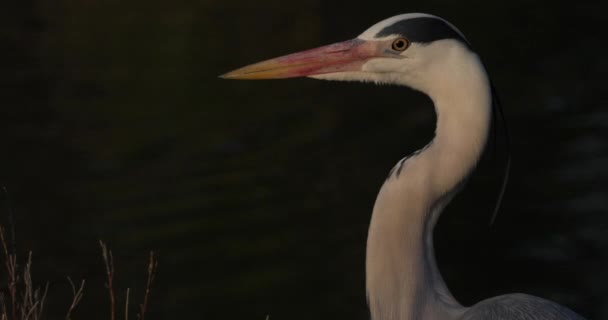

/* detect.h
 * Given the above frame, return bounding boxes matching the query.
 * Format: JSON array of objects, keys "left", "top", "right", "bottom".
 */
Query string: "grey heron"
[{"left": 221, "top": 13, "right": 586, "bottom": 320}]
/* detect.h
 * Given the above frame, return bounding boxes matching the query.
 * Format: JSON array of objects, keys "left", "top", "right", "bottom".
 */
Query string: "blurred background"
[{"left": 1, "top": 0, "right": 607, "bottom": 319}]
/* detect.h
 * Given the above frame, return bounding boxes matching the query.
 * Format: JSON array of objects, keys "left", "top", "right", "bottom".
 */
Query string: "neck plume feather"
[{"left": 366, "top": 48, "right": 491, "bottom": 320}]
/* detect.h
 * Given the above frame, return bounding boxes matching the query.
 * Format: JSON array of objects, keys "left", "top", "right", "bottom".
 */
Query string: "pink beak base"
[{"left": 220, "top": 39, "right": 379, "bottom": 80}]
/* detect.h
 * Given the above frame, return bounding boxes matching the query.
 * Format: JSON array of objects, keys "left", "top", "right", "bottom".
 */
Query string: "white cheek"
[
  {"left": 362, "top": 58, "right": 405, "bottom": 73},
  {"left": 361, "top": 58, "right": 411, "bottom": 74}
]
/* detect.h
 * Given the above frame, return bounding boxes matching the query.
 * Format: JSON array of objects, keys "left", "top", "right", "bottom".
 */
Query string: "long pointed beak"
[{"left": 220, "top": 39, "right": 379, "bottom": 80}]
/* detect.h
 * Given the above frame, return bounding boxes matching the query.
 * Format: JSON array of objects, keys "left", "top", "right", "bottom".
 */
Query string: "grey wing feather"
[{"left": 460, "top": 294, "right": 586, "bottom": 320}]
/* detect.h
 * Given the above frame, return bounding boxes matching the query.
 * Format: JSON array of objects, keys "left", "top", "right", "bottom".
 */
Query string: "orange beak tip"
[{"left": 218, "top": 72, "right": 234, "bottom": 79}]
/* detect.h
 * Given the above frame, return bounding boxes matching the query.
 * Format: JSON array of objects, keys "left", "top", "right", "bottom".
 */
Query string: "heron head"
[{"left": 221, "top": 13, "right": 473, "bottom": 92}]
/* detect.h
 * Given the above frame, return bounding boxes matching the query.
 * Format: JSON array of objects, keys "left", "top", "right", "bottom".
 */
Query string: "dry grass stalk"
[
  {"left": 125, "top": 288, "right": 130, "bottom": 320},
  {"left": 20, "top": 252, "right": 49, "bottom": 320},
  {"left": 0, "top": 227, "right": 157, "bottom": 320},
  {"left": 1, "top": 226, "right": 18, "bottom": 320},
  {"left": 65, "top": 277, "right": 85, "bottom": 320},
  {"left": 0, "top": 227, "right": 50, "bottom": 320},
  {"left": 99, "top": 241, "right": 116, "bottom": 320},
  {"left": 137, "top": 251, "right": 157, "bottom": 320}
]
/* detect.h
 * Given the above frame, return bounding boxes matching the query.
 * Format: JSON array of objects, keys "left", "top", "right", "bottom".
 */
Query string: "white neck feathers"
[{"left": 366, "top": 42, "right": 491, "bottom": 320}]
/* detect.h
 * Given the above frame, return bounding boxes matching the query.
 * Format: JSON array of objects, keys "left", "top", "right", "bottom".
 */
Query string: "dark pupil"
[{"left": 395, "top": 40, "right": 405, "bottom": 49}]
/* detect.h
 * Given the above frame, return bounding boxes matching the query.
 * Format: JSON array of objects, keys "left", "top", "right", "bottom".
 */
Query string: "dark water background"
[{"left": 1, "top": 0, "right": 607, "bottom": 319}]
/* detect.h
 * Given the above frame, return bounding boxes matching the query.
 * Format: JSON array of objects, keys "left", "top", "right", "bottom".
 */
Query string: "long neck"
[{"left": 366, "top": 48, "right": 491, "bottom": 320}]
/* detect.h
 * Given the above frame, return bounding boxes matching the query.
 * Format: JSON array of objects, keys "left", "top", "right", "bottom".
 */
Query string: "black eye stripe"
[{"left": 376, "top": 17, "right": 469, "bottom": 46}]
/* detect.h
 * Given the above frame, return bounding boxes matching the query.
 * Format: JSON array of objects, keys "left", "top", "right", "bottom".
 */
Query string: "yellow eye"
[{"left": 392, "top": 37, "right": 409, "bottom": 51}]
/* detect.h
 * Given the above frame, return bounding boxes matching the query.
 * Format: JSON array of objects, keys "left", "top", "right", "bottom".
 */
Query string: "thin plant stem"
[{"left": 99, "top": 241, "right": 116, "bottom": 320}]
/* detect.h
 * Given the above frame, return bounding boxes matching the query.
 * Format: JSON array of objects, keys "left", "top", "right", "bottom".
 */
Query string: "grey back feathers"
[{"left": 461, "top": 294, "right": 586, "bottom": 320}]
